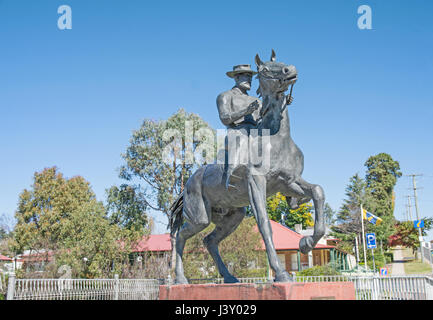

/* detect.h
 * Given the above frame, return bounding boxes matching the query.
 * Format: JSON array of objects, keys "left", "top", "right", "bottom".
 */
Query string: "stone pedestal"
[{"left": 159, "top": 282, "right": 356, "bottom": 300}]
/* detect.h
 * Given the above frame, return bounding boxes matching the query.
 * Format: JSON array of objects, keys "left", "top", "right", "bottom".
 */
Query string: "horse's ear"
[
  {"left": 255, "top": 54, "right": 263, "bottom": 68},
  {"left": 270, "top": 49, "right": 276, "bottom": 62}
]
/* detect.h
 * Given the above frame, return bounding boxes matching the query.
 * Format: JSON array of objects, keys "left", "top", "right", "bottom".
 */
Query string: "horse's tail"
[{"left": 168, "top": 192, "right": 184, "bottom": 238}]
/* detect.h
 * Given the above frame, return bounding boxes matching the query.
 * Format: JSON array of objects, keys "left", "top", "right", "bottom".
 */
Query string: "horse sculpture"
[{"left": 169, "top": 50, "right": 325, "bottom": 284}]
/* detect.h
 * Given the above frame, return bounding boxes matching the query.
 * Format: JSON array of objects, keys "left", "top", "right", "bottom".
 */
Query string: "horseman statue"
[
  {"left": 169, "top": 50, "right": 325, "bottom": 284},
  {"left": 217, "top": 63, "right": 294, "bottom": 190}
]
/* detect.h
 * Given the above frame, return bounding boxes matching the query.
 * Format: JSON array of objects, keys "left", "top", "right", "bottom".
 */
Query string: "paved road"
[{"left": 391, "top": 247, "right": 406, "bottom": 275}]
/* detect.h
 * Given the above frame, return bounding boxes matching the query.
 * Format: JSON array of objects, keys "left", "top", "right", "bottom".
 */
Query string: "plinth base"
[{"left": 159, "top": 282, "right": 355, "bottom": 300}]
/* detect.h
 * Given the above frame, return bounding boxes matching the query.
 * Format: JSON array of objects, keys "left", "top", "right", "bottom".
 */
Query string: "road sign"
[
  {"left": 366, "top": 233, "right": 376, "bottom": 249},
  {"left": 380, "top": 267, "right": 388, "bottom": 276},
  {"left": 414, "top": 220, "right": 424, "bottom": 229}
]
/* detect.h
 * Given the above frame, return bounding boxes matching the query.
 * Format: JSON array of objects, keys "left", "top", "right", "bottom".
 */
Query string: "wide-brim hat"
[{"left": 226, "top": 64, "right": 257, "bottom": 78}]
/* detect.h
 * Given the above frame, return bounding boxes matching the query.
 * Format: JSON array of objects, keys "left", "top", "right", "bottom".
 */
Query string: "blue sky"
[{"left": 0, "top": 0, "right": 432, "bottom": 240}]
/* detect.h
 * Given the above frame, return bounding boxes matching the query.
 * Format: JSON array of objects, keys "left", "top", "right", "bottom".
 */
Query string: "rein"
[
  {"left": 257, "top": 82, "right": 295, "bottom": 123},
  {"left": 280, "top": 83, "right": 294, "bottom": 115}
]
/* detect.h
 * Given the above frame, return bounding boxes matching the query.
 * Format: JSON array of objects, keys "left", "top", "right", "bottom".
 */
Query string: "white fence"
[
  {"left": 6, "top": 274, "right": 433, "bottom": 300},
  {"left": 289, "top": 275, "right": 433, "bottom": 300},
  {"left": 421, "top": 245, "right": 433, "bottom": 267},
  {"left": 6, "top": 274, "right": 160, "bottom": 300},
  {"left": 189, "top": 275, "right": 433, "bottom": 300}
]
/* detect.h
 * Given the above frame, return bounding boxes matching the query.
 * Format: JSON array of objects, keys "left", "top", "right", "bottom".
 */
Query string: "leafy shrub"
[
  {"left": 366, "top": 251, "right": 386, "bottom": 270},
  {"left": 296, "top": 264, "right": 341, "bottom": 276},
  {"left": 384, "top": 252, "right": 393, "bottom": 263}
]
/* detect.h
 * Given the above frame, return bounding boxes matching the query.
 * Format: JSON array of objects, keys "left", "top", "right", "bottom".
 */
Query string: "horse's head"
[{"left": 255, "top": 50, "right": 297, "bottom": 98}]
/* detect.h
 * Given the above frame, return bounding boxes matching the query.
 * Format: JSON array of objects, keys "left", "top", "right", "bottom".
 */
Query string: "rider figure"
[
  {"left": 217, "top": 64, "right": 295, "bottom": 189},
  {"left": 216, "top": 65, "right": 261, "bottom": 189}
]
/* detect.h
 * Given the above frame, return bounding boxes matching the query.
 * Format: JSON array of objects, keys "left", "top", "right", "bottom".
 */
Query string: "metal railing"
[
  {"left": 187, "top": 275, "right": 433, "bottom": 300},
  {"left": 354, "top": 275, "right": 432, "bottom": 300},
  {"left": 280, "top": 275, "right": 433, "bottom": 300},
  {"left": 6, "top": 274, "right": 433, "bottom": 300},
  {"left": 7, "top": 274, "right": 160, "bottom": 300},
  {"left": 421, "top": 245, "right": 433, "bottom": 267}
]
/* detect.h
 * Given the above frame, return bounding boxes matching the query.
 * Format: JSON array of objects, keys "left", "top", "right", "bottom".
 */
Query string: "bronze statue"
[{"left": 169, "top": 50, "right": 325, "bottom": 284}]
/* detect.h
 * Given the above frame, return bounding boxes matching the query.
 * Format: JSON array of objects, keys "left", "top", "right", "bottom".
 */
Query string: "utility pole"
[
  {"left": 406, "top": 195, "right": 413, "bottom": 221},
  {"left": 407, "top": 174, "right": 424, "bottom": 262}
]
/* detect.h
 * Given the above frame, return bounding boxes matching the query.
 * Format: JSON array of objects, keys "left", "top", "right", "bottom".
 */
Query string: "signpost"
[
  {"left": 380, "top": 267, "right": 388, "bottom": 276},
  {"left": 414, "top": 220, "right": 424, "bottom": 229},
  {"left": 366, "top": 233, "right": 377, "bottom": 273},
  {"left": 366, "top": 233, "right": 376, "bottom": 249}
]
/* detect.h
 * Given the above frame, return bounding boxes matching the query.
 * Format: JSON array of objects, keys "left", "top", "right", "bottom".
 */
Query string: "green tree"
[
  {"left": 120, "top": 109, "right": 215, "bottom": 218},
  {"left": 336, "top": 174, "right": 369, "bottom": 223},
  {"left": 0, "top": 213, "right": 14, "bottom": 240},
  {"left": 266, "top": 192, "right": 314, "bottom": 229},
  {"left": 182, "top": 217, "right": 267, "bottom": 279},
  {"left": 0, "top": 214, "right": 14, "bottom": 259},
  {"left": 389, "top": 218, "right": 433, "bottom": 253},
  {"left": 331, "top": 174, "right": 369, "bottom": 259},
  {"left": 12, "top": 167, "right": 138, "bottom": 278},
  {"left": 106, "top": 184, "right": 149, "bottom": 234},
  {"left": 0, "top": 228, "right": 7, "bottom": 241},
  {"left": 119, "top": 108, "right": 215, "bottom": 219},
  {"left": 364, "top": 153, "right": 402, "bottom": 218},
  {"left": 12, "top": 167, "right": 96, "bottom": 253},
  {"left": 364, "top": 153, "right": 402, "bottom": 251},
  {"left": 119, "top": 109, "right": 215, "bottom": 268},
  {"left": 323, "top": 203, "right": 336, "bottom": 226},
  {"left": 331, "top": 153, "right": 402, "bottom": 267},
  {"left": 55, "top": 201, "right": 133, "bottom": 278}
]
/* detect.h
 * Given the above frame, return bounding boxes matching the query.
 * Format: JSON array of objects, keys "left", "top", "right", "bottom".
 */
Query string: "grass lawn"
[
  {"left": 399, "top": 247, "right": 433, "bottom": 275},
  {"left": 404, "top": 260, "right": 432, "bottom": 275}
]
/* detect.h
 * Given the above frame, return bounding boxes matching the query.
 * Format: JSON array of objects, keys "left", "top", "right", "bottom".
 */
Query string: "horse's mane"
[{"left": 255, "top": 75, "right": 262, "bottom": 98}]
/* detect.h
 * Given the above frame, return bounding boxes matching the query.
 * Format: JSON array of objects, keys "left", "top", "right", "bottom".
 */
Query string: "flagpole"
[{"left": 360, "top": 204, "right": 368, "bottom": 271}]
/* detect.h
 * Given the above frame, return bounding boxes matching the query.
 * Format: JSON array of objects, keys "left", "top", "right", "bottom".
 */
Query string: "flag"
[{"left": 362, "top": 208, "right": 383, "bottom": 225}]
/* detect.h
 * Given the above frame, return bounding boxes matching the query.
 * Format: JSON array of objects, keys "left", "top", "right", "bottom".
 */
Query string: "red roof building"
[
  {"left": 0, "top": 254, "right": 12, "bottom": 262},
  {"left": 134, "top": 220, "right": 352, "bottom": 272},
  {"left": 255, "top": 220, "right": 335, "bottom": 251},
  {"left": 133, "top": 233, "right": 172, "bottom": 253}
]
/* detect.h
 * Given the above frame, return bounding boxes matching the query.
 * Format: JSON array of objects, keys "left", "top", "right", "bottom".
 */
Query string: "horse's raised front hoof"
[
  {"left": 299, "top": 236, "right": 314, "bottom": 254},
  {"left": 224, "top": 276, "right": 240, "bottom": 284},
  {"left": 274, "top": 271, "right": 292, "bottom": 283},
  {"left": 175, "top": 276, "right": 189, "bottom": 285}
]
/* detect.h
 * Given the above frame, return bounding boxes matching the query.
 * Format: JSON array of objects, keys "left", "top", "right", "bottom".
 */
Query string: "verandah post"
[{"left": 6, "top": 272, "right": 16, "bottom": 300}]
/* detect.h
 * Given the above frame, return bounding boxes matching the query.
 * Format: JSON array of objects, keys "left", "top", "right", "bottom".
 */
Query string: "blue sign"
[
  {"left": 380, "top": 268, "right": 388, "bottom": 276},
  {"left": 414, "top": 220, "right": 424, "bottom": 229},
  {"left": 366, "top": 233, "right": 376, "bottom": 249}
]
